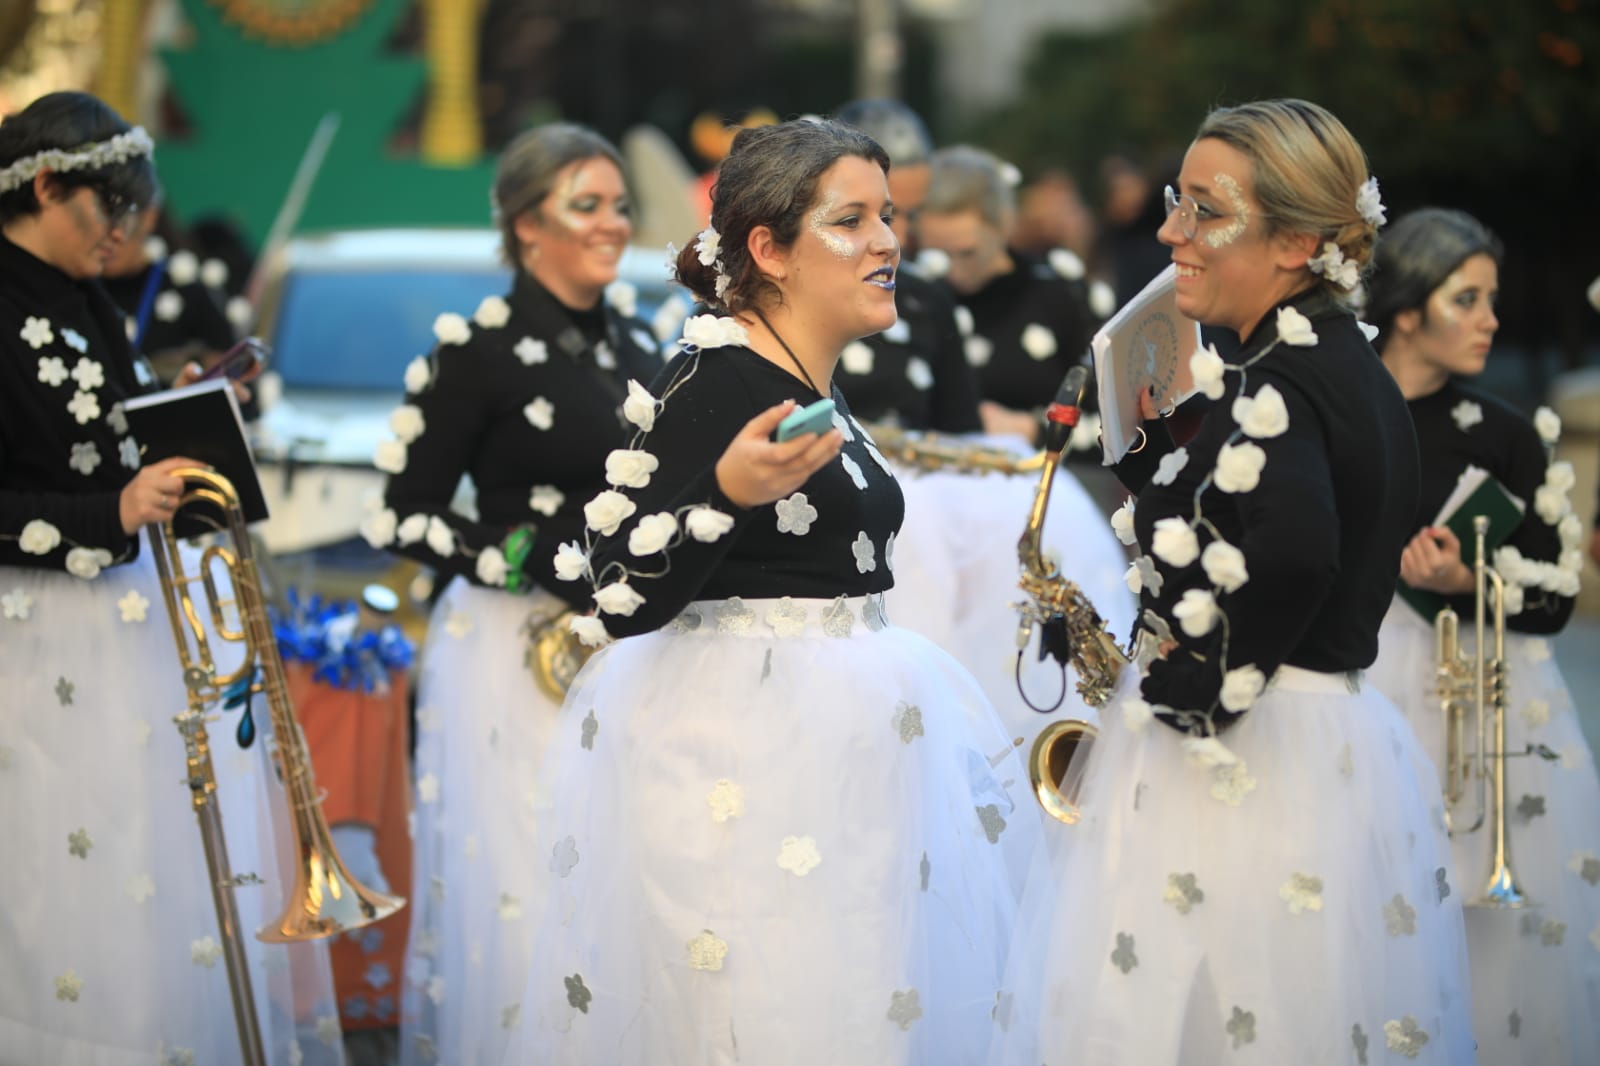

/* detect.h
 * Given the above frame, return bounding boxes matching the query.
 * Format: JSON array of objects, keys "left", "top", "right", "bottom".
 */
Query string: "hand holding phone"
[
  {"left": 198, "top": 337, "right": 268, "bottom": 384},
  {"left": 773, "top": 397, "right": 837, "bottom": 443}
]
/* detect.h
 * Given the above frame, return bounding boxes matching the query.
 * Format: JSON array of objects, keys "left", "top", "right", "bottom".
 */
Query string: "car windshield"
[{"left": 271, "top": 266, "right": 512, "bottom": 390}]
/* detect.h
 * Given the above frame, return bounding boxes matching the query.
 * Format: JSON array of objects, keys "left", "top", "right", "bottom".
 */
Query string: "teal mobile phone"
[{"left": 774, "top": 397, "right": 837, "bottom": 442}]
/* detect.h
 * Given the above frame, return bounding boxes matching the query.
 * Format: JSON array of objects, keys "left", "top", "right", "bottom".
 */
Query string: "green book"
[{"left": 1396, "top": 465, "right": 1526, "bottom": 622}]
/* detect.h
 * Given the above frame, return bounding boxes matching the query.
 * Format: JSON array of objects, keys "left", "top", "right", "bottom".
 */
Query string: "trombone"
[
  {"left": 1434, "top": 514, "right": 1555, "bottom": 909},
  {"left": 149, "top": 467, "right": 405, "bottom": 1064},
  {"left": 1013, "top": 366, "right": 1128, "bottom": 823}
]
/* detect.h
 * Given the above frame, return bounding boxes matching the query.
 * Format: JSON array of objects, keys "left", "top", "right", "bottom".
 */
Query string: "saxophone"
[
  {"left": 864, "top": 424, "right": 1045, "bottom": 477},
  {"left": 149, "top": 467, "right": 406, "bottom": 1064},
  {"left": 1014, "top": 366, "right": 1128, "bottom": 823},
  {"left": 523, "top": 602, "right": 594, "bottom": 702}
]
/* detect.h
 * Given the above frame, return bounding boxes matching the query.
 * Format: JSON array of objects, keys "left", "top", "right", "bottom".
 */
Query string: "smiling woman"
[{"left": 506, "top": 118, "right": 1038, "bottom": 1065}]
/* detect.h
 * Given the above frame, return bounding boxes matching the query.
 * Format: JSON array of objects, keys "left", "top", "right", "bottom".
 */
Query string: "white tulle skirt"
[
  {"left": 0, "top": 538, "right": 343, "bottom": 1065},
  {"left": 990, "top": 666, "right": 1477, "bottom": 1066},
  {"left": 400, "top": 579, "right": 566, "bottom": 1066},
  {"left": 505, "top": 594, "right": 1041, "bottom": 1066},
  {"left": 884, "top": 451, "right": 1136, "bottom": 765},
  {"left": 1367, "top": 600, "right": 1600, "bottom": 1064}
]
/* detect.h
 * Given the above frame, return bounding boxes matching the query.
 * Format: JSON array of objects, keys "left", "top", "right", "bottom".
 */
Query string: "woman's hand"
[
  {"left": 714, "top": 401, "right": 844, "bottom": 509},
  {"left": 1399, "top": 526, "right": 1474, "bottom": 594},
  {"left": 978, "top": 401, "right": 1039, "bottom": 445},
  {"left": 171, "top": 357, "right": 253, "bottom": 403},
  {"left": 119, "top": 456, "right": 203, "bottom": 534}
]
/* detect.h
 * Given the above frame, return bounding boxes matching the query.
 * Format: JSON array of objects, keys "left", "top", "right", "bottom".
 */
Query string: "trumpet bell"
[
  {"left": 1029, "top": 718, "right": 1097, "bottom": 825},
  {"left": 258, "top": 813, "right": 405, "bottom": 942}
]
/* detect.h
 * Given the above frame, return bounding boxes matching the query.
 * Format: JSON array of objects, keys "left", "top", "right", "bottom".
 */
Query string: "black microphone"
[{"left": 1040, "top": 364, "right": 1089, "bottom": 455}]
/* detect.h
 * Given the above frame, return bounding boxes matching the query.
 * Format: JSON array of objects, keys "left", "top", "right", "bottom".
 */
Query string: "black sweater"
[
  {"left": 579, "top": 337, "right": 904, "bottom": 639},
  {"left": 380, "top": 272, "right": 662, "bottom": 608},
  {"left": 1114, "top": 287, "right": 1420, "bottom": 734},
  {"left": 0, "top": 234, "right": 156, "bottom": 572}
]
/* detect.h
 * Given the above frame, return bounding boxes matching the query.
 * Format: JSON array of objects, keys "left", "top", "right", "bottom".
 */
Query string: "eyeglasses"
[
  {"left": 1163, "top": 184, "right": 1249, "bottom": 243},
  {"left": 87, "top": 187, "right": 142, "bottom": 238}
]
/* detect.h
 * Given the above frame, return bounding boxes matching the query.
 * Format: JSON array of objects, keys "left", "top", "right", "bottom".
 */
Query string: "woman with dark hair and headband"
[
  {"left": 507, "top": 117, "right": 1035, "bottom": 1064},
  {"left": 992, "top": 100, "right": 1475, "bottom": 1065},
  {"left": 1364, "top": 207, "right": 1600, "bottom": 1065},
  {"left": 366, "top": 122, "right": 662, "bottom": 1065},
  {"left": 0, "top": 90, "right": 341, "bottom": 1063}
]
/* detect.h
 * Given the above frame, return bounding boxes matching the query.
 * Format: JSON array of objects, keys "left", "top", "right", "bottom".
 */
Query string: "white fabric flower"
[
  {"left": 964, "top": 334, "right": 993, "bottom": 367},
  {"left": 1151, "top": 517, "right": 1200, "bottom": 568},
  {"left": 594, "top": 581, "right": 645, "bottom": 616},
  {"left": 680, "top": 314, "right": 749, "bottom": 349},
  {"left": 1533, "top": 406, "right": 1561, "bottom": 445},
  {"left": 1231, "top": 384, "right": 1290, "bottom": 439},
  {"left": 424, "top": 516, "right": 455, "bottom": 557},
  {"left": 706, "top": 779, "right": 745, "bottom": 822},
  {"left": 777, "top": 835, "right": 822, "bottom": 877},
  {"left": 1151, "top": 447, "right": 1190, "bottom": 487},
  {"left": 21, "top": 316, "right": 53, "bottom": 348},
  {"left": 66, "top": 390, "right": 101, "bottom": 425},
  {"left": 905, "top": 357, "right": 934, "bottom": 390},
  {"left": 1088, "top": 280, "right": 1116, "bottom": 319},
  {"left": 117, "top": 588, "right": 149, "bottom": 623},
  {"left": 119, "top": 436, "right": 140, "bottom": 470},
  {"left": 1220, "top": 665, "right": 1267, "bottom": 712},
  {"left": 840, "top": 453, "right": 868, "bottom": 490},
  {"left": 475, "top": 546, "right": 509, "bottom": 586},
  {"left": 1545, "top": 460, "right": 1576, "bottom": 493},
  {"left": 1190, "top": 344, "right": 1226, "bottom": 400},
  {"left": 686, "top": 506, "right": 735, "bottom": 542},
  {"left": 65, "top": 546, "right": 111, "bottom": 579},
  {"left": 226, "top": 296, "right": 252, "bottom": 329},
  {"left": 154, "top": 290, "right": 183, "bottom": 322},
  {"left": 952, "top": 304, "right": 973, "bottom": 336},
  {"left": 695, "top": 226, "right": 721, "bottom": 266},
  {"left": 106, "top": 403, "right": 127, "bottom": 435},
  {"left": 167, "top": 250, "right": 199, "bottom": 285},
  {"left": 373, "top": 439, "right": 407, "bottom": 474},
  {"left": 200, "top": 258, "right": 228, "bottom": 288},
  {"left": 606, "top": 280, "right": 638, "bottom": 318},
  {"left": 882, "top": 318, "right": 910, "bottom": 344},
  {"left": 514, "top": 337, "right": 548, "bottom": 365},
  {"left": 360, "top": 507, "right": 398, "bottom": 548},
  {"left": 1275, "top": 306, "right": 1318, "bottom": 347},
  {"left": 628, "top": 512, "right": 677, "bottom": 556},
  {"left": 1534, "top": 483, "right": 1570, "bottom": 526},
  {"left": 1450, "top": 400, "right": 1483, "bottom": 432},
  {"left": 1213, "top": 441, "right": 1266, "bottom": 494},
  {"left": 396, "top": 513, "right": 429, "bottom": 545},
  {"left": 1110, "top": 498, "right": 1138, "bottom": 546},
  {"left": 1558, "top": 514, "right": 1583, "bottom": 551},
  {"left": 1201, "top": 539, "right": 1250, "bottom": 593},
  {"left": 1307, "top": 242, "right": 1359, "bottom": 290},
  {"left": 852, "top": 531, "right": 877, "bottom": 574},
  {"left": 553, "top": 541, "right": 589, "bottom": 582},
  {"left": 605, "top": 449, "right": 658, "bottom": 489},
  {"left": 19, "top": 519, "right": 62, "bottom": 555},
  {"left": 404, "top": 356, "right": 432, "bottom": 394},
  {"left": 68, "top": 441, "right": 101, "bottom": 476},
  {"left": 570, "top": 613, "right": 610, "bottom": 647},
  {"left": 1182, "top": 736, "right": 1238, "bottom": 769},
  {"left": 1356, "top": 321, "right": 1380, "bottom": 342},
  {"left": 775, "top": 492, "right": 818, "bottom": 536},
  {"left": 841, "top": 341, "right": 874, "bottom": 375},
  {"left": 524, "top": 397, "right": 554, "bottom": 431},
  {"left": 1121, "top": 697, "right": 1154, "bottom": 734},
  {"left": 473, "top": 295, "right": 512, "bottom": 328},
  {"left": 584, "top": 490, "right": 637, "bottom": 536},
  {"left": 2, "top": 587, "right": 33, "bottom": 621},
  {"left": 1125, "top": 555, "right": 1163, "bottom": 597},
  {"left": 918, "top": 248, "right": 951, "bottom": 279},
  {"left": 1172, "top": 588, "right": 1219, "bottom": 637},
  {"left": 432, "top": 312, "right": 471, "bottom": 345},
  {"left": 1020, "top": 324, "right": 1057, "bottom": 360},
  {"left": 529, "top": 485, "right": 564, "bottom": 516},
  {"left": 388, "top": 404, "right": 425, "bottom": 444},
  {"left": 1356, "top": 176, "right": 1387, "bottom": 227},
  {"left": 622, "top": 379, "right": 658, "bottom": 431},
  {"left": 37, "top": 355, "right": 68, "bottom": 387},
  {"left": 1048, "top": 248, "right": 1086, "bottom": 280},
  {"left": 69, "top": 358, "right": 105, "bottom": 391}
]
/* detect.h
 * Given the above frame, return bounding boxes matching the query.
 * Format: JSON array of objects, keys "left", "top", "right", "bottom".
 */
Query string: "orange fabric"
[{"left": 288, "top": 662, "right": 413, "bottom": 1030}]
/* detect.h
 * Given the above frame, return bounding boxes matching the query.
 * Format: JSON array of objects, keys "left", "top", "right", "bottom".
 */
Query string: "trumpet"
[
  {"left": 864, "top": 424, "right": 1046, "bottom": 477},
  {"left": 149, "top": 467, "right": 405, "bottom": 1064},
  {"left": 1434, "top": 514, "right": 1551, "bottom": 908},
  {"left": 1014, "top": 367, "right": 1128, "bottom": 823}
]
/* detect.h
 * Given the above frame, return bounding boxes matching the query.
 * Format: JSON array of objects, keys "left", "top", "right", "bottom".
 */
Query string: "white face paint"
[
  {"left": 1205, "top": 173, "right": 1249, "bottom": 249},
  {"left": 808, "top": 193, "right": 857, "bottom": 259}
]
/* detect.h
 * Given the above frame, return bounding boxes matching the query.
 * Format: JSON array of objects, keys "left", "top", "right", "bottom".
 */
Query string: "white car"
[{"left": 247, "top": 229, "right": 685, "bottom": 555}]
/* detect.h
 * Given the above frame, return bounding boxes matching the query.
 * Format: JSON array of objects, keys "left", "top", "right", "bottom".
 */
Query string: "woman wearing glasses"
[
  {"left": 0, "top": 91, "right": 341, "bottom": 1062},
  {"left": 992, "top": 99, "right": 1475, "bottom": 1064},
  {"left": 1363, "top": 207, "right": 1600, "bottom": 1065}
]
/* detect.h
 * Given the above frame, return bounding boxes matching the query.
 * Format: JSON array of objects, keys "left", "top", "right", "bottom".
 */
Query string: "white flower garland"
[{"left": 0, "top": 127, "right": 154, "bottom": 196}]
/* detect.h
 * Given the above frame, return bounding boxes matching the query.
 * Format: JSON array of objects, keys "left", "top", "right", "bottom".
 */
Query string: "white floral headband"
[{"left": 0, "top": 127, "right": 154, "bottom": 196}]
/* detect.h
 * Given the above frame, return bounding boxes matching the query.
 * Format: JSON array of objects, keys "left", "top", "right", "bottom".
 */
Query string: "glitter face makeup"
[
  {"left": 521, "top": 156, "right": 631, "bottom": 309},
  {"left": 1410, "top": 252, "right": 1498, "bottom": 379},
  {"left": 1206, "top": 173, "right": 1249, "bottom": 248},
  {"left": 808, "top": 193, "right": 859, "bottom": 260}
]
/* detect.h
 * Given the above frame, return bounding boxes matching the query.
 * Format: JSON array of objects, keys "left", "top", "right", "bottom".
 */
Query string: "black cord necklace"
[{"left": 751, "top": 306, "right": 827, "bottom": 400}]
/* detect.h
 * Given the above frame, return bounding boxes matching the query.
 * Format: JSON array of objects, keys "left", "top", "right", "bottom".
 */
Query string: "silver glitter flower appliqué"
[
  {"left": 774, "top": 493, "right": 818, "bottom": 535},
  {"left": 975, "top": 803, "right": 1006, "bottom": 843},
  {"left": 686, "top": 929, "right": 729, "bottom": 972},
  {"left": 714, "top": 597, "right": 755, "bottom": 635},
  {"left": 892, "top": 701, "right": 924, "bottom": 744},
  {"left": 1384, "top": 1016, "right": 1429, "bottom": 1059},
  {"left": 549, "top": 836, "right": 580, "bottom": 878},
  {"left": 1225, "top": 1006, "right": 1256, "bottom": 1048},
  {"left": 767, "top": 597, "right": 807, "bottom": 638},
  {"left": 821, "top": 596, "right": 854, "bottom": 638},
  {"left": 1110, "top": 932, "right": 1138, "bottom": 974},
  {"left": 1164, "top": 872, "right": 1204, "bottom": 915},
  {"left": 887, "top": 988, "right": 923, "bottom": 1030},
  {"left": 565, "top": 973, "right": 592, "bottom": 1013},
  {"left": 1383, "top": 894, "right": 1417, "bottom": 936}
]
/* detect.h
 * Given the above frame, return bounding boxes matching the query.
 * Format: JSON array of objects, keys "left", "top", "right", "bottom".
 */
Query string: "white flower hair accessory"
[
  {"left": 0, "top": 127, "right": 155, "bottom": 196},
  {"left": 1307, "top": 242, "right": 1360, "bottom": 290},
  {"left": 695, "top": 226, "right": 721, "bottom": 266},
  {"left": 1356, "top": 176, "right": 1386, "bottom": 228}
]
